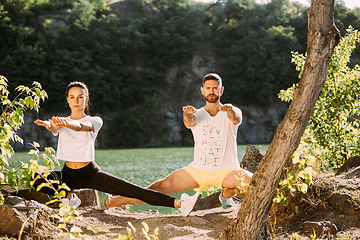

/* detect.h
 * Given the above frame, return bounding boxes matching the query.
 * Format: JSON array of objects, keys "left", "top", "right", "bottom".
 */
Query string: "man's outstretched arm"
[
  {"left": 183, "top": 105, "right": 197, "bottom": 128},
  {"left": 219, "top": 104, "right": 242, "bottom": 125}
]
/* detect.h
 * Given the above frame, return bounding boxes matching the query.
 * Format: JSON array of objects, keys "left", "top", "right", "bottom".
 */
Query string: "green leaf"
[{"left": 24, "top": 96, "right": 33, "bottom": 108}]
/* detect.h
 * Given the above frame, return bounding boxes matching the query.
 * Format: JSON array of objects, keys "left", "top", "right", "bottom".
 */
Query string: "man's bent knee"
[{"left": 148, "top": 180, "right": 172, "bottom": 194}]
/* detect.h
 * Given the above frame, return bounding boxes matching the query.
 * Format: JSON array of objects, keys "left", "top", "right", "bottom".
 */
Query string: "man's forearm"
[
  {"left": 183, "top": 113, "right": 196, "bottom": 127},
  {"left": 227, "top": 107, "right": 242, "bottom": 125}
]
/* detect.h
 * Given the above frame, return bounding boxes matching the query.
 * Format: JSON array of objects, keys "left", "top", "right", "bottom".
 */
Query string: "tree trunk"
[{"left": 220, "top": 0, "right": 340, "bottom": 239}]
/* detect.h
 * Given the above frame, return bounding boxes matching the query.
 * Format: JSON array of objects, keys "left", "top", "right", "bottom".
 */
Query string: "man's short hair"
[{"left": 203, "top": 73, "right": 222, "bottom": 86}]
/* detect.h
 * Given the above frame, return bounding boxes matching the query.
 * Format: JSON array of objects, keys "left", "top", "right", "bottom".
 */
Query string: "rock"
[
  {"left": 0, "top": 195, "right": 52, "bottom": 236},
  {"left": 0, "top": 205, "right": 31, "bottom": 236},
  {"left": 194, "top": 192, "right": 221, "bottom": 210},
  {"left": 240, "top": 144, "right": 263, "bottom": 173},
  {"left": 336, "top": 155, "right": 360, "bottom": 175},
  {"left": 336, "top": 165, "right": 360, "bottom": 179},
  {"left": 73, "top": 189, "right": 97, "bottom": 207},
  {"left": 8, "top": 187, "right": 118, "bottom": 209},
  {"left": 301, "top": 221, "right": 338, "bottom": 237},
  {"left": 11, "top": 187, "right": 97, "bottom": 207},
  {"left": 328, "top": 192, "right": 353, "bottom": 214},
  {"left": 15, "top": 189, "right": 50, "bottom": 204},
  {"left": 5, "top": 186, "right": 94, "bottom": 207}
]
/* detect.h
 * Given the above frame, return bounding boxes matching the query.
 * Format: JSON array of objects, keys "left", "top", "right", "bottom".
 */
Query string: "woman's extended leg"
[{"left": 89, "top": 170, "right": 176, "bottom": 208}]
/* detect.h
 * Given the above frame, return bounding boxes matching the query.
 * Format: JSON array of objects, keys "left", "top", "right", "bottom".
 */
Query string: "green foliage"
[
  {"left": 273, "top": 141, "right": 317, "bottom": 205},
  {"left": 275, "top": 26, "right": 360, "bottom": 206},
  {"left": 25, "top": 144, "right": 92, "bottom": 239},
  {"left": 0, "top": 0, "right": 360, "bottom": 147},
  {"left": 105, "top": 93, "right": 169, "bottom": 148},
  {"left": 279, "top": 26, "right": 360, "bottom": 170},
  {"left": 0, "top": 76, "right": 47, "bottom": 203},
  {"left": 201, "top": 186, "right": 221, "bottom": 197},
  {"left": 141, "top": 0, "right": 208, "bottom": 71},
  {"left": 209, "top": 0, "right": 303, "bottom": 106}
]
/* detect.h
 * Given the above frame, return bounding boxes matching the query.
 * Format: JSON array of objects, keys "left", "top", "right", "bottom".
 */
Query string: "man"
[{"left": 101, "top": 73, "right": 253, "bottom": 209}]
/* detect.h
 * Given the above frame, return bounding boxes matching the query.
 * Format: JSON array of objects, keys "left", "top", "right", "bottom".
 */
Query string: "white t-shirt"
[
  {"left": 188, "top": 107, "right": 241, "bottom": 171},
  {"left": 52, "top": 116, "right": 103, "bottom": 162}
]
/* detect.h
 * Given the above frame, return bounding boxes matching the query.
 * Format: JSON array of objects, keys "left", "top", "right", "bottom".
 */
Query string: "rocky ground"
[
  {"left": 0, "top": 190, "right": 239, "bottom": 240},
  {"left": 270, "top": 172, "right": 360, "bottom": 239},
  {"left": 2, "top": 170, "right": 360, "bottom": 240},
  {"left": 2, "top": 147, "right": 360, "bottom": 239}
]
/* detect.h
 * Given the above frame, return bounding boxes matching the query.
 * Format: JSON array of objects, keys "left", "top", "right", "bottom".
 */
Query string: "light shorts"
[{"left": 183, "top": 165, "right": 239, "bottom": 192}]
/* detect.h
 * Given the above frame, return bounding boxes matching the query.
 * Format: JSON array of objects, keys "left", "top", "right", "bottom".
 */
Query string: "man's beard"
[{"left": 204, "top": 94, "right": 219, "bottom": 103}]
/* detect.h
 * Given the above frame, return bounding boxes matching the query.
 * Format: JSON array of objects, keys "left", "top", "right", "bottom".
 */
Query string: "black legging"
[{"left": 32, "top": 161, "right": 175, "bottom": 208}]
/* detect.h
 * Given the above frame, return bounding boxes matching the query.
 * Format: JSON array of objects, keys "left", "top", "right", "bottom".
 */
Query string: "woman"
[{"left": 33, "top": 81, "right": 201, "bottom": 216}]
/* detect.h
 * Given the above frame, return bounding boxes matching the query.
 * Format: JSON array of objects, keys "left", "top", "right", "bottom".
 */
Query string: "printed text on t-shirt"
[{"left": 201, "top": 125, "right": 222, "bottom": 166}]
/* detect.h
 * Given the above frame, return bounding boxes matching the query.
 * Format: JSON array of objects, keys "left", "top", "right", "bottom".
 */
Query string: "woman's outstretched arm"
[
  {"left": 49, "top": 116, "right": 94, "bottom": 132},
  {"left": 34, "top": 119, "right": 58, "bottom": 134}
]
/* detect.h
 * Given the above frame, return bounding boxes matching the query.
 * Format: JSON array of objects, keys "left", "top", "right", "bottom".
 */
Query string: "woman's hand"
[
  {"left": 49, "top": 116, "right": 67, "bottom": 129},
  {"left": 34, "top": 119, "right": 59, "bottom": 134},
  {"left": 34, "top": 119, "right": 51, "bottom": 128}
]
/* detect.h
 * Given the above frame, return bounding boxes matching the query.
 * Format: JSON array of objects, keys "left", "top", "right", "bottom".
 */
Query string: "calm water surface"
[{"left": 11, "top": 145, "right": 268, "bottom": 213}]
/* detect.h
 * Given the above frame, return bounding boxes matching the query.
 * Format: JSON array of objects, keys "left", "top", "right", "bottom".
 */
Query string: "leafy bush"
[
  {"left": 1, "top": 0, "right": 359, "bottom": 147},
  {"left": 278, "top": 26, "right": 360, "bottom": 170},
  {"left": 274, "top": 26, "right": 360, "bottom": 206},
  {"left": 0, "top": 76, "right": 47, "bottom": 203}
]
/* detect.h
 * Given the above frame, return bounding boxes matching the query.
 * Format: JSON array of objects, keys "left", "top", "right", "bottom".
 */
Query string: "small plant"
[
  {"left": 310, "top": 228, "right": 320, "bottom": 239},
  {"left": 201, "top": 172, "right": 250, "bottom": 198},
  {"left": 273, "top": 140, "right": 317, "bottom": 206},
  {"left": 0, "top": 76, "right": 47, "bottom": 204},
  {"left": 201, "top": 186, "right": 221, "bottom": 197},
  {"left": 235, "top": 172, "right": 250, "bottom": 195},
  {"left": 141, "top": 222, "right": 159, "bottom": 240},
  {"left": 114, "top": 221, "right": 159, "bottom": 240},
  {"left": 51, "top": 204, "right": 84, "bottom": 239},
  {"left": 290, "top": 236, "right": 299, "bottom": 240},
  {"left": 25, "top": 143, "right": 85, "bottom": 239}
]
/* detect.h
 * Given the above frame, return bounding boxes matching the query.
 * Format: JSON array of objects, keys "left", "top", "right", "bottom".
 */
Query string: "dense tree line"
[{"left": 0, "top": 0, "right": 359, "bottom": 147}]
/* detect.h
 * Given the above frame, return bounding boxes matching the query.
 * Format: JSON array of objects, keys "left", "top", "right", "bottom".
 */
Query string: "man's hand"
[
  {"left": 183, "top": 105, "right": 197, "bottom": 128},
  {"left": 219, "top": 104, "right": 234, "bottom": 112},
  {"left": 220, "top": 104, "right": 242, "bottom": 125},
  {"left": 182, "top": 105, "right": 196, "bottom": 114}
]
